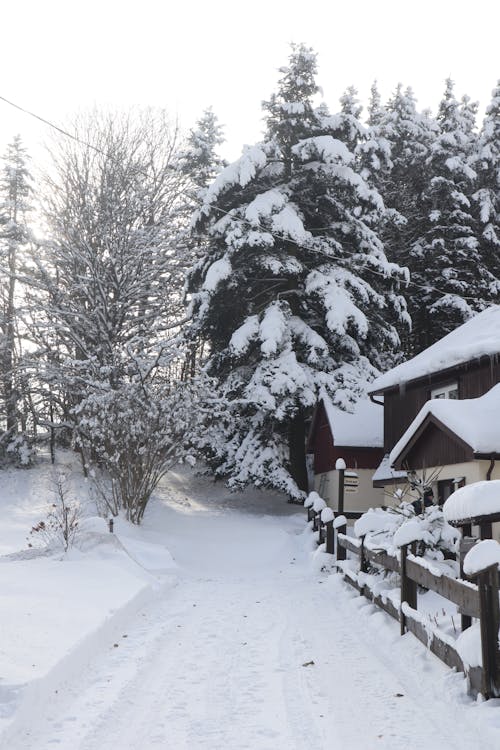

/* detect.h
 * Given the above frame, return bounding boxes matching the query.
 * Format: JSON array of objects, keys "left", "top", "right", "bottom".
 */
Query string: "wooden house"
[
  {"left": 307, "top": 392, "right": 385, "bottom": 513},
  {"left": 369, "top": 306, "right": 500, "bottom": 509}
]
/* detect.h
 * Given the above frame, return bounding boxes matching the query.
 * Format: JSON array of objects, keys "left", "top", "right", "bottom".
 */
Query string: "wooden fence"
[{"left": 308, "top": 506, "right": 500, "bottom": 699}]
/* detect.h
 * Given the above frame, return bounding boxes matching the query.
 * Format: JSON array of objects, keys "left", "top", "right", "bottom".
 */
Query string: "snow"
[
  {"left": 354, "top": 508, "right": 396, "bottom": 538},
  {"left": 202, "top": 256, "right": 232, "bottom": 292},
  {"left": 455, "top": 623, "right": 483, "bottom": 668},
  {"left": 463, "top": 539, "right": 500, "bottom": 576},
  {"left": 322, "top": 391, "right": 383, "bottom": 448},
  {"left": 372, "top": 453, "right": 407, "bottom": 484},
  {"left": 292, "top": 135, "right": 353, "bottom": 165},
  {"left": 335, "top": 457, "right": 347, "bottom": 470},
  {"left": 390, "top": 384, "right": 500, "bottom": 466},
  {"left": 321, "top": 507, "right": 335, "bottom": 523},
  {"left": 444, "top": 480, "right": 500, "bottom": 524},
  {"left": 2, "top": 457, "right": 500, "bottom": 748},
  {"left": 230, "top": 315, "right": 260, "bottom": 354},
  {"left": 259, "top": 303, "right": 287, "bottom": 356},
  {"left": 313, "top": 495, "right": 327, "bottom": 513},
  {"left": 393, "top": 518, "right": 426, "bottom": 547},
  {"left": 333, "top": 514, "right": 347, "bottom": 529},
  {"left": 371, "top": 305, "right": 500, "bottom": 392}
]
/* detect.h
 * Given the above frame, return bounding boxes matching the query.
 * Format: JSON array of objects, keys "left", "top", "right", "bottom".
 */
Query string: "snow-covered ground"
[{"left": 1, "top": 457, "right": 500, "bottom": 749}]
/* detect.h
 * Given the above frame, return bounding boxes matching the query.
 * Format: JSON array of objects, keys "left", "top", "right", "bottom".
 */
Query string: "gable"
[{"left": 392, "top": 414, "right": 474, "bottom": 470}]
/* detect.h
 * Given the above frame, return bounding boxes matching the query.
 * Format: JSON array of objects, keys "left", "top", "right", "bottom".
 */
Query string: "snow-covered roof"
[
  {"left": 371, "top": 306, "right": 500, "bottom": 393},
  {"left": 390, "top": 384, "right": 500, "bottom": 466},
  {"left": 444, "top": 481, "right": 500, "bottom": 524},
  {"left": 321, "top": 392, "right": 383, "bottom": 448},
  {"left": 372, "top": 454, "right": 407, "bottom": 483}
]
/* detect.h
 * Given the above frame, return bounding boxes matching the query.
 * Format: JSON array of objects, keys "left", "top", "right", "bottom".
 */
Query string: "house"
[
  {"left": 369, "top": 305, "right": 500, "bottom": 509},
  {"left": 307, "top": 391, "right": 385, "bottom": 513}
]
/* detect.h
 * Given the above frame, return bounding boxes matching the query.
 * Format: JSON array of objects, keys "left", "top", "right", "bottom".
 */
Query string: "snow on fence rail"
[{"left": 304, "top": 499, "right": 500, "bottom": 699}]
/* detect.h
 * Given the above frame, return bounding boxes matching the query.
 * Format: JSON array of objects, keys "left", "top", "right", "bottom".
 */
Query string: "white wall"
[{"left": 315, "top": 468, "right": 385, "bottom": 513}]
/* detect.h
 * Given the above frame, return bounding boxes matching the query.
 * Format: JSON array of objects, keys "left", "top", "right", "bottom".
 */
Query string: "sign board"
[{"left": 344, "top": 471, "right": 359, "bottom": 493}]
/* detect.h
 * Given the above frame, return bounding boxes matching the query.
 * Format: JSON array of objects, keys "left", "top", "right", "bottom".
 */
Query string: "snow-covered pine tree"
[
  {"left": 0, "top": 135, "right": 33, "bottom": 461},
  {"left": 188, "top": 45, "right": 409, "bottom": 499},
  {"left": 409, "top": 79, "right": 482, "bottom": 349},
  {"left": 473, "top": 81, "right": 500, "bottom": 301},
  {"left": 179, "top": 107, "right": 226, "bottom": 194},
  {"left": 178, "top": 109, "right": 226, "bottom": 379},
  {"left": 367, "top": 85, "right": 436, "bottom": 355}
]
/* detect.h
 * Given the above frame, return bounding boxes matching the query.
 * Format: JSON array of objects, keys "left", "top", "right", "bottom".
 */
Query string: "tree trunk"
[{"left": 288, "top": 409, "right": 309, "bottom": 497}]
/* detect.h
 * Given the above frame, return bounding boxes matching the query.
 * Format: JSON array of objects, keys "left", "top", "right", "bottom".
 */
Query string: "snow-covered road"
[{"left": 6, "top": 474, "right": 500, "bottom": 749}]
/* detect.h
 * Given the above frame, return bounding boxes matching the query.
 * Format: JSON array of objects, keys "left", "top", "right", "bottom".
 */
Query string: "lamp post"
[{"left": 335, "top": 457, "right": 346, "bottom": 516}]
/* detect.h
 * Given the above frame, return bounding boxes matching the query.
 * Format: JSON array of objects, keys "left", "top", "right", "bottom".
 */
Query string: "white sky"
[{"left": 0, "top": 0, "right": 498, "bottom": 162}]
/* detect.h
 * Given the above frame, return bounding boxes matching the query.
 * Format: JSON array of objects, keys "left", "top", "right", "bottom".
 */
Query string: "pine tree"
[
  {"left": 0, "top": 135, "right": 32, "bottom": 459},
  {"left": 410, "top": 79, "right": 482, "bottom": 348},
  {"left": 188, "top": 45, "right": 408, "bottom": 499},
  {"left": 367, "top": 85, "right": 436, "bottom": 354},
  {"left": 179, "top": 107, "right": 226, "bottom": 193},
  {"left": 473, "top": 81, "right": 500, "bottom": 300}
]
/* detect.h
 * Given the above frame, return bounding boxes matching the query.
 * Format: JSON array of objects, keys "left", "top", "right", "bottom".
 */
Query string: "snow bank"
[
  {"left": 371, "top": 305, "right": 500, "bottom": 393},
  {"left": 455, "top": 622, "right": 483, "bottom": 668},
  {"left": 444, "top": 480, "right": 500, "bottom": 524},
  {"left": 463, "top": 539, "right": 500, "bottom": 576}
]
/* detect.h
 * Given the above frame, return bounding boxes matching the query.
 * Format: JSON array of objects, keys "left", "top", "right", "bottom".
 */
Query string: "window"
[
  {"left": 437, "top": 477, "right": 465, "bottom": 506},
  {"left": 431, "top": 382, "right": 458, "bottom": 400}
]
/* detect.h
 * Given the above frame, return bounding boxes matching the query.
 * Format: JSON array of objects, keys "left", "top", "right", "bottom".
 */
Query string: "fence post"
[
  {"left": 313, "top": 511, "right": 320, "bottom": 532},
  {"left": 336, "top": 520, "right": 347, "bottom": 561},
  {"left": 318, "top": 518, "right": 325, "bottom": 545},
  {"left": 459, "top": 536, "right": 476, "bottom": 631},
  {"left": 325, "top": 520, "right": 334, "bottom": 554},
  {"left": 360, "top": 535, "right": 368, "bottom": 574},
  {"left": 477, "top": 564, "right": 500, "bottom": 698},
  {"left": 400, "top": 543, "right": 417, "bottom": 636}
]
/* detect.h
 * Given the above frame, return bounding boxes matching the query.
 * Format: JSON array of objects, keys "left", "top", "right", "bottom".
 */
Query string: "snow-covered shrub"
[
  {"left": 0, "top": 431, "right": 34, "bottom": 467},
  {"left": 27, "top": 474, "right": 81, "bottom": 551},
  {"left": 77, "top": 374, "right": 208, "bottom": 524},
  {"left": 354, "top": 502, "right": 460, "bottom": 561}
]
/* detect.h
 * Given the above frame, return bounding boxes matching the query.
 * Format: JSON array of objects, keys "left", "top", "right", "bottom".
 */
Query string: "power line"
[{"left": 0, "top": 92, "right": 484, "bottom": 304}]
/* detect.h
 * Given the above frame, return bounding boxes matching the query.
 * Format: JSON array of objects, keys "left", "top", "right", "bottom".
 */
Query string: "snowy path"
[{"left": 5, "top": 478, "right": 500, "bottom": 750}]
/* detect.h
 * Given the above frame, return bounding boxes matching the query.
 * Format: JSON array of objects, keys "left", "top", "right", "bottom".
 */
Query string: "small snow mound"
[
  {"left": 455, "top": 622, "right": 482, "bottom": 668},
  {"left": 304, "top": 496, "right": 314, "bottom": 508},
  {"left": 463, "top": 539, "right": 500, "bottom": 576},
  {"left": 333, "top": 514, "right": 347, "bottom": 529},
  {"left": 354, "top": 509, "right": 390, "bottom": 537},
  {"left": 313, "top": 495, "right": 327, "bottom": 513},
  {"left": 79, "top": 516, "right": 109, "bottom": 534},
  {"left": 321, "top": 507, "right": 334, "bottom": 523},
  {"left": 444, "top": 480, "right": 500, "bottom": 524},
  {"left": 393, "top": 519, "right": 425, "bottom": 548},
  {"left": 335, "top": 458, "right": 347, "bottom": 470}
]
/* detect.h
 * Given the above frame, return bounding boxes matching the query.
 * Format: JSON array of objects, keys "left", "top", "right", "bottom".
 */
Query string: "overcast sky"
[{"left": 0, "top": 0, "right": 498, "bottom": 162}]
